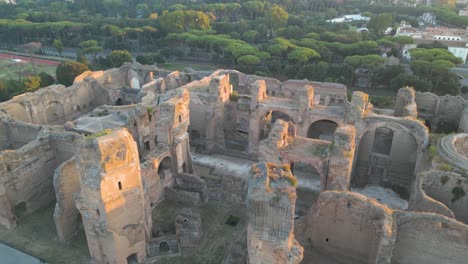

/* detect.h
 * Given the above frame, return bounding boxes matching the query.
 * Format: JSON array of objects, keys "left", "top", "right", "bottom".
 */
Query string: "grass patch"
[
  {"left": 451, "top": 186, "right": 466, "bottom": 203},
  {"left": 225, "top": 215, "right": 240, "bottom": 227},
  {"left": 152, "top": 200, "right": 179, "bottom": 234},
  {"left": 0, "top": 58, "right": 57, "bottom": 79},
  {"left": 85, "top": 129, "right": 112, "bottom": 140},
  {"left": 428, "top": 145, "right": 438, "bottom": 159},
  {"left": 439, "top": 163, "right": 453, "bottom": 172}
]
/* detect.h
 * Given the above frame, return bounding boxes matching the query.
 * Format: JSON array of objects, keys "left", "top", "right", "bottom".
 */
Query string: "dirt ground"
[
  {"left": 0, "top": 203, "right": 90, "bottom": 264},
  {"left": 152, "top": 199, "right": 247, "bottom": 264}
]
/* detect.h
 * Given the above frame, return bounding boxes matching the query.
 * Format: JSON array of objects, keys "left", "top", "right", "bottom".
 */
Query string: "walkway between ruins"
[{"left": 0, "top": 243, "right": 44, "bottom": 264}]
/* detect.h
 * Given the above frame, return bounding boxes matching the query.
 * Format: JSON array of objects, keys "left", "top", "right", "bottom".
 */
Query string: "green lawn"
[
  {"left": 0, "top": 58, "right": 57, "bottom": 80},
  {"left": 159, "top": 61, "right": 219, "bottom": 72}
]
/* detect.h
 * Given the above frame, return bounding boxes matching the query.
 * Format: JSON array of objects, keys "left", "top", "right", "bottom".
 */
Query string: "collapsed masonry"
[{"left": 0, "top": 62, "right": 467, "bottom": 263}]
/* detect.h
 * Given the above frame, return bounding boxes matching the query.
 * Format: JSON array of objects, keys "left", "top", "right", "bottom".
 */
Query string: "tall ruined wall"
[
  {"left": 305, "top": 191, "right": 395, "bottom": 264},
  {"left": 75, "top": 128, "right": 150, "bottom": 264},
  {"left": 247, "top": 162, "right": 303, "bottom": 264},
  {"left": 0, "top": 118, "right": 42, "bottom": 151},
  {"left": 281, "top": 80, "right": 347, "bottom": 106},
  {"left": 408, "top": 171, "right": 455, "bottom": 220},
  {"left": 394, "top": 87, "right": 417, "bottom": 118},
  {"left": 391, "top": 211, "right": 468, "bottom": 264},
  {"left": 187, "top": 75, "right": 231, "bottom": 154},
  {"left": 460, "top": 106, "right": 468, "bottom": 132},
  {"left": 0, "top": 64, "right": 152, "bottom": 126},
  {"left": 305, "top": 191, "right": 468, "bottom": 264},
  {"left": 0, "top": 131, "right": 78, "bottom": 228},
  {"left": 0, "top": 80, "right": 114, "bottom": 125},
  {"left": 53, "top": 157, "right": 81, "bottom": 241},
  {"left": 326, "top": 125, "right": 356, "bottom": 191},
  {"left": 414, "top": 171, "right": 468, "bottom": 224},
  {"left": 415, "top": 91, "right": 466, "bottom": 132}
]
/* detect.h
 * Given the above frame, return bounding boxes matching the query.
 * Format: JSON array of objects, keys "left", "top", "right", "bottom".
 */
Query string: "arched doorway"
[
  {"left": 158, "top": 157, "right": 172, "bottom": 180},
  {"left": 45, "top": 101, "right": 65, "bottom": 125},
  {"left": 115, "top": 98, "right": 123, "bottom": 105},
  {"left": 259, "top": 110, "right": 295, "bottom": 140},
  {"left": 354, "top": 125, "right": 418, "bottom": 198},
  {"left": 307, "top": 120, "right": 338, "bottom": 141}
]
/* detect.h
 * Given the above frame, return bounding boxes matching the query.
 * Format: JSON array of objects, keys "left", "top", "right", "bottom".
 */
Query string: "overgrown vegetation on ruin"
[
  {"left": 439, "top": 163, "right": 454, "bottom": 172},
  {"left": 314, "top": 145, "right": 329, "bottom": 158},
  {"left": 441, "top": 175, "right": 450, "bottom": 185},
  {"left": 85, "top": 129, "right": 112, "bottom": 140},
  {"left": 229, "top": 91, "right": 240, "bottom": 102},
  {"left": 451, "top": 186, "right": 466, "bottom": 203}
]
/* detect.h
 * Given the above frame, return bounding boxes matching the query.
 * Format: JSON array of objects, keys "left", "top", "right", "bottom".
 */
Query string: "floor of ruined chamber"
[
  {"left": 191, "top": 152, "right": 253, "bottom": 178},
  {"left": 454, "top": 137, "right": 468, "bottom": 159},
  {"left": 149, "top": 199, "right": 247, "bottom": 264},
  {"left": 351, "top": 185, "right": 408, "bottom": 210},
  {"left": 192, "top": 153, "right": 408, "bottom": 210},
  {"left": 0, "top": 203, "right": 89, "bottom": 264}
]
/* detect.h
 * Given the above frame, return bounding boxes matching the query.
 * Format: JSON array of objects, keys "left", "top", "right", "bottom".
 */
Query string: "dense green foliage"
[
  {"left": 56, "top": 61, "right": 89, "bottom": 86},
  {"left": 0, "top": 0, "right": 465, "bottom": 97}
]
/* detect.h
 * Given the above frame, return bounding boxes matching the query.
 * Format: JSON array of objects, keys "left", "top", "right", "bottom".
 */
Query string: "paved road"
[
  {"left": 450, "top": 67, "right": 468, "bottom": 87},
  {"left": 0, "top": 243, "right": 45, "bottom": 264}
]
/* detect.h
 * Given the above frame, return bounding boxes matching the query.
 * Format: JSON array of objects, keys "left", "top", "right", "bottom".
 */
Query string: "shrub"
[
  {"left": 136, "top": 53, "right": 166, "bottom": 65},
  {"left": 370, "top": 95, "right": 393, "bottom": 108},
  {"left": 22, "top": 76, "right": 41, "bottom": 92},
  {"left": 229, "top": 90, "right": 240, "bottom": 102},
  {"left": 107, "top": 50, "right": 132, "bottom": 68},
  {"left": 428, "top": 145, "right": 438, "bottom": 159},
  {"left": 56, "top": 61, "right": 89, "bottom": 86},
  {"left": 225, "top": 215, "right": 240, "bottom": 227},
  {"left": 37, "top": 72, "right": 55, "bottom": 87},
  {"left": 314, "top": 145, "right": 328, "bottom": 158},
  {"left": 440, "top": 175, "right": 449, "bottom": 185},
  {"left": 272, "top": 194, "right": 281, "bottom": 203},
  {"left": 451, "top": 186, "right": 466, "bottom": 202},
  {"left": 0, "top": 80, "right": 11, "bottom": 102},
  {"left": 439, "top": 163, "right": 453, "bottom": 172},
  {"left": 461, "top": 86, "right": 468, "bottom": 94},
  {"left": 391, "top": 184, "right": 409, "bottom": 199}
]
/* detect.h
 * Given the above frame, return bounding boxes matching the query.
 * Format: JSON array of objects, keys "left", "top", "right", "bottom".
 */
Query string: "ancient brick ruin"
[{"left": 0, "top": 62, "right": 467, "bottom": 263}]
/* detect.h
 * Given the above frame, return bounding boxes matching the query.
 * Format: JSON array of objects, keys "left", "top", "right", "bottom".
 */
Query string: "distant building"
[
  {"left": 396, "top": 26, "right": 468, "bottom": 61},
  {"left": 448, "top": 47, "right": 468, "bottom": 63},
  {"left": 401, "top": 44, "right": 418, "bottom": 60},
  {"left": 326, "top": 14, "right": 370, "bottom": 23},
  {"left": 419, "top": 12, "right": 436, "bottom": 26},
  {"left": 459, "top": 8, "right": 468, "bottom": 17},
  {"left": 401, "top": 44, "right": 468, "bottom": 64}
]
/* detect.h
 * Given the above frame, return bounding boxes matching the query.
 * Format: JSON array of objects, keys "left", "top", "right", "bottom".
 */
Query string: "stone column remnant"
[{"left": 247, "top": 162, "right": 303, "bottom": 264}]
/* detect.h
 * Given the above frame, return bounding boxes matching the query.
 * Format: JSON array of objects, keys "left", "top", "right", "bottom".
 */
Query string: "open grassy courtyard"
[{"left": 0, "top": 55, "right": 58, "bottom": 81}]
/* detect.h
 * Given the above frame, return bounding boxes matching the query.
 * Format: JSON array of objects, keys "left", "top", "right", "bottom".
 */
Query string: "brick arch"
[
  {"left": 306, "top": 119, "right": 339, "bottom": 141},
  {"left": 353, "top": 121, "right": 421, "bottom": 197}
]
